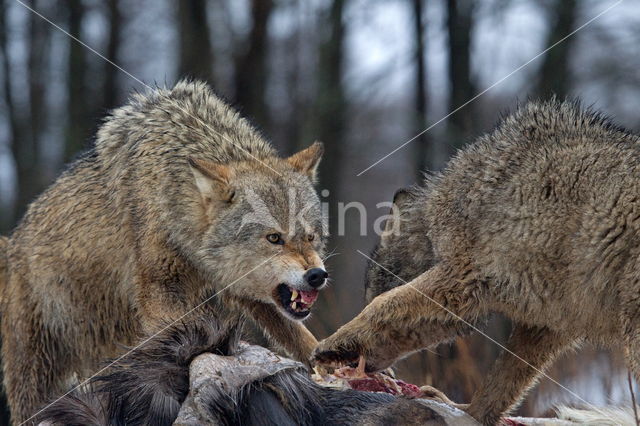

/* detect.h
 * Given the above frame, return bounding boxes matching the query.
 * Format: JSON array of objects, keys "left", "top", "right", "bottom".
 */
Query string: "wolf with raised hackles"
[{"left": 0, "top": 80, "right": 328, "bottom": 424}]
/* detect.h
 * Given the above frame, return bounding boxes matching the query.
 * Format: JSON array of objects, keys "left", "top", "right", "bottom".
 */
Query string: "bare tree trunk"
[
  {"left": 235, "top": 0, "right": 274, "bottom": 129},
  {"left": 1, "top": 0, "right": 45, "bottom": 223},
  {"left": 412, "top": 0, "right": 428, "bottom": 179},
  {"left": 536, "top": 0, "right": 578, "bottom": 99},
  {"left": 28, "top": 0, "right": 48, "bottom": 162},
  {"left": 284, "top": 3, "right": 314, "bottom": 156},
  {"left": 103, "top": 0, "right": 121, "bottom": 110},
  {"left": 446, "top": 0, "right": 475, "bottom": 150},
  {"left": 312, "top": 0, "right": 348, "bottom": 330},
  {"left": 316, "top": 0, "right": 346, "bottom": 204},
  {"left": 178, "top": 0, "right": 214, "bottom": 83},
  {"left": 283, "top": 14, "right": 303, "bottom": 154},
  {"left": 65, "top": 0, "right": 89, "bottom": 162}
]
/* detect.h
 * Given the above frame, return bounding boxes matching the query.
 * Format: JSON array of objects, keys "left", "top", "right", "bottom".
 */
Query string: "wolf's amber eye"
[
  {"left": 307, "top": 234, "right": 315, "bottom": 242},
  {"left": 266, "top": 233, "right": 283, "bottom": 245}
]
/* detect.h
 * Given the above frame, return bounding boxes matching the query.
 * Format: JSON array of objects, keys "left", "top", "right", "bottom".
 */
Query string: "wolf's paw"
[
  {"left": 313, "top": 323, "right": 402, "bottom": 372},
  {"left": 313, "top": 340, "right": 361, "bottom": 367}
]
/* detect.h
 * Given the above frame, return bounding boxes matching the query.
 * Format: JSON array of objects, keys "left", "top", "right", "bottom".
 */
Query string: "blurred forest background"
[{"left": 1, "top": 0, "right": 640, "bottom": 421}]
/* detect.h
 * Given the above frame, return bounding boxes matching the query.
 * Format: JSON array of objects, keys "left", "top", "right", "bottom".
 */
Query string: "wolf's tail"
[{"left": 0, "top": 236, "right": 8, "bottom": 307}]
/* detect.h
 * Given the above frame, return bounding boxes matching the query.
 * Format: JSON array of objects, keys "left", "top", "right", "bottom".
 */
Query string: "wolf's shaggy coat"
[
  {"left": 315, "top": 100, "right": 640, "bottom": 424},
  {"left": 1, "top": 81, "right": 327, "bottom": 424}
]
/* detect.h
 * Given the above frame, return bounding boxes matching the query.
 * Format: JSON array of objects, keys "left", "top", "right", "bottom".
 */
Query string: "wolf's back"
[
  {"left": 94, "top": 80, "right": 276, "bottom": 164},
  {"left": 487, "top": 99, "right": 638, "bottom": 151}
]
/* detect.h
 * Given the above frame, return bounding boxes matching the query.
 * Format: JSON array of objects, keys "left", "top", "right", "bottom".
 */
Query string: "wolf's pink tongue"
[{"left": 300, "top": 289, "right": 319, "bottom": 304}]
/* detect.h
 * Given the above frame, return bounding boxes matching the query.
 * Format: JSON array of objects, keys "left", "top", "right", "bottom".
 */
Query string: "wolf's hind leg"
[
  {"left": 466, "top": 324, "right": 569, "bottom": 425},
  {"left": 314, "top": 263, "right": 485, "bottom": 371}
]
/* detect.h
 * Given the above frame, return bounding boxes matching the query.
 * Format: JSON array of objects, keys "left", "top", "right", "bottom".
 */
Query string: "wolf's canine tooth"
[
  {"left": 291, "top": 290, "right": 298, "bottom": 301},
  {"left": 292, "top": 302, "right": 297, "bottom": 310}
]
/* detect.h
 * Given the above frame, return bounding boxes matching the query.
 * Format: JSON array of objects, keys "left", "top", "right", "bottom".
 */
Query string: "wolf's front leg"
[
  {"left": 240, "top": 299, "right": 318, "bottom": 366},
  {"left": 466, "top": 324, "right": 569, "bottom": 425},
  {"left": 2, "top": 317, "right": 72, "bottom": 425},
  {"left": 314, "top": 264, "right": 483, "bottom": 371}
]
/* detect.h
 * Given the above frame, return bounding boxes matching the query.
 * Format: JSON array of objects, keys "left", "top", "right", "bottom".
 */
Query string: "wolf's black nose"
[{"left": 305, "top": 268, "right": 328, "bottom": 288}]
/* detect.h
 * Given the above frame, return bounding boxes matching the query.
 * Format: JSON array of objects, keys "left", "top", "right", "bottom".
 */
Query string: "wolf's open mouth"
[{"left": 276, "top": 284, "right": 319, "bottom": 319}]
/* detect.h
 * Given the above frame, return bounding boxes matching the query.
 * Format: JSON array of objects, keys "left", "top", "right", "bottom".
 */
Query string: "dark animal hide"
[{"left": 36, "top": 316, "right": 447, "bottom": 426}]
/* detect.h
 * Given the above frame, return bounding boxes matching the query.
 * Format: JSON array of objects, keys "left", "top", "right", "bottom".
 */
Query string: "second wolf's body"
[
  {"left": 316, "top": 100, "right": 640, "bottom": 424},
  {"left": 2, "top": 81, "right": 328, "bottom": 424}
]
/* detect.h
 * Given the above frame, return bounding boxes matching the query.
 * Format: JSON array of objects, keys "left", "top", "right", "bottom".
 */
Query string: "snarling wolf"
[
  {"left": 0, "top": 80, "right": 328, "bottom": 424},
  {"left": 315, "top": 100, "right": 640, "bottom": 424}
]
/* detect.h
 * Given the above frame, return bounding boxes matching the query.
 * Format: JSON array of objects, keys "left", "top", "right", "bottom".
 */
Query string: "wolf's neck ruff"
[{"left": 96, "top": 80, "right": 276, "bottom": 163}]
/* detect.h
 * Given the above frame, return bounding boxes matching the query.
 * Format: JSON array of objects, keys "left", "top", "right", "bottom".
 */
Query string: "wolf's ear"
[
  {"left": 392, "top": 188, "right": 413, "bottom": 210},
  {"left": 189, "top": 158, "right": 236, "bottom": 203},
  {"left": 381, "top": 189, "right": 413, "bottom": 240},
  {"left": 286, "top": 141, "right": 323, "bottom": 183}
]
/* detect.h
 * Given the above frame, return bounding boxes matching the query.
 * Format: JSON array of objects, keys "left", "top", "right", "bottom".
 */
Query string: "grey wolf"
[
  {"left": 315, "top": 100, "right": 640, "bottom": 424},
  {"left": 1, "top": 80, "right": 327, "bottom": 424}
]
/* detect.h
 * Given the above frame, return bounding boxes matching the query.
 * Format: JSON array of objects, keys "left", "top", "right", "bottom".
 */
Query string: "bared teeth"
[
  {"left": 291, "top": 290, "right": 298, "bottom": 301},
  {"left": 291, "top": 301, "right": 297, "bottom": 310}
]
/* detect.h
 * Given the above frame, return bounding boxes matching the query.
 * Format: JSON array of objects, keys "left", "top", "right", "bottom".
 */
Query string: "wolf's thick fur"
[
  {"left": 315, "top": 100, "right": 640, "bottom": 424},
  {"left": 1, "top": 80, "right": 327, "bottom": 424}
]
